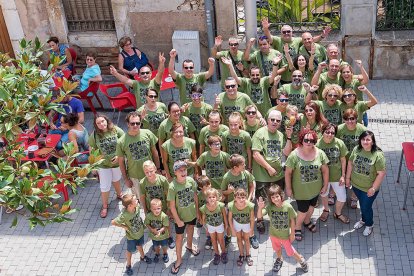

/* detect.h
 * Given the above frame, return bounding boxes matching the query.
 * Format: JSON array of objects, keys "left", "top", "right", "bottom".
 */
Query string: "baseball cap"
[{"left": 173, "top": 160, "right": 187, "bottom": 171}]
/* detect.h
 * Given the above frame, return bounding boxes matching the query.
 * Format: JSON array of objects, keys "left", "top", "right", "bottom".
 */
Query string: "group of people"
[{"left": 46, "top": 18, "right": 386, "bottom": 275}]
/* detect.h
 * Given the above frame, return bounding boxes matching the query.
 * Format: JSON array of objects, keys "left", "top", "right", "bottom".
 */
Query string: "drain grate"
[{"left": 369, "top": 118, "right": 414, "bottom": 125}]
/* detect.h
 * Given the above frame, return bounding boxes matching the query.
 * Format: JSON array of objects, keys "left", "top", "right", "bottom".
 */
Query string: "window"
[{"left": 62, "top": 0, "right": 116, "bottom": 32}]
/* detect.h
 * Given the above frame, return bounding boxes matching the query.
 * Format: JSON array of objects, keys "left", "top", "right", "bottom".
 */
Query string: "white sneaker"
[
  {"left": 363, "top": 226, "right": 373, "bottom": 236},
  {"left": 353, "top": 219, "right": 365, "bottom": 230}
]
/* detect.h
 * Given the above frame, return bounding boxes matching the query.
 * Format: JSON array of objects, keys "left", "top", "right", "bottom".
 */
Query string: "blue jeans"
[
  {"left": 362, "top": 112, "right": 368, "bottom": 127},
  {"left": 352, "top": 186, "right": 379, "bottom": 227}
]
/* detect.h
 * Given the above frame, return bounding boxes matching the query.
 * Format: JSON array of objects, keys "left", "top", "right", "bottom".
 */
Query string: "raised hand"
[
  {"left": 283, "top": 43, "right": 290, "bottom": 54},
  {"left": 249, "top": 37, "right": 256, "bottom": 45},
  {"left": 261, "top": 17, "right": 270, "bottom": 30},
  {"left": 358, "top": 85, "right": 368, "bottom": 92},
  {"left": 169, "top": 49, "right": 177, "bottom": 58},
  {"left": 208, "top": 57, "right": 215, "bottom": 65},
  {"left": 355, "top": 59, "right": 363, "bottom": 67},
  {"left": 274, "top": 75, "right": 281, "bottom": 83},
  {"left": 273, "top": 54, "right": 283, "bottom": 65},
  {"left": 318, "top": 61, "right": 328, "bottom": 70},
  {"left": 159, "top": 52, "right": 166, "bottom": 64},
  {"left": 221, "top": 57, "right": 232, "bottom": 66},
  {"left": 310, "top": 43, "right": 316, "bottom": 55},
  {"left": 323, "top": 26, "right": 332, "bottom": 37},
  {"left": 109, "top": 65, "right": 117, "bottom": 75},
  {"left": 258, "top": 196, "right": 265, "bottom": 208},
  {"left": 214, "top": 93, "right": 221, "bottom": 106}
]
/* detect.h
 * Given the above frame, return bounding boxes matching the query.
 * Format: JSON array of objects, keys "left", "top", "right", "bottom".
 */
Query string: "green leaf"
[
  {"left": 20, "top": 39, "right": 27, "bottom": 49},
  {"left": 10, "top": 216, "right": 18, "bottom": 228},
  {"left": 0, "top": 87, "right": 9, "bottom": 100}
]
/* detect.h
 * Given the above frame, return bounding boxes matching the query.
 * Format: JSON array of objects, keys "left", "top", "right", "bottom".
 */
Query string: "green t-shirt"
[
  {"left": 221, "top": 170, "right": 255, "bottom": 202},
  {"left": 116, "top": 130, "right": 158, "bottom": 179},
  {"left": 222, "top": 130, "right": 252, "bottom": 162},
  {"left": 244, "top": 120, "right": 261, "bottom": 137},
  {"left": 174, "top": 73, "right": 207, "bottom": 104},
  {"left": 314, "top": 100, "right": 342, "bottom": 126},
  {"left": 167, "top": 177, "right": 197, "bottom": 222},
  {"left": 316, "top": 72, "right": 344, "bottom": 100},
  {"left": 316, "top": 137, "right": 348, "bottom": 182},
  {"left": 137, "top": 102, "right": 168, "bottom": 135},
  {"left": 113, "top": 206, "right": 144, "bottom": 240},
  {"left": 336, "top": 123, "right": 366, "bottom": 158},
  {"left": 343, "top": 78, "right": 364, "bottom": 101},
  {"left": 144, "top": 211, "right": 169, "bottom": 241},
  {"left": 198, "top": 190, "right": 207, "bottom": 208},
  {"left": 251, "top": 127, "right": 285, "bottom": 182},
  {"left": 200, "top": 202, "right": 225, "bottom": 227},
  {"left": 283, "top": 116, "right": 302, "bottom": 145},
  {"left": 300, "top": 116, "right": 323, "bottom": 138},
  {"left": 349, "top": 147, "right": 386, "bottom": 192},
  {"left": 196, "top": 151, "right": 231, "bottom": 190},
  {"left": 183, "top": 102, "right": 213, "bottom": 136},
  {"left": 249, "top": 49, "right": 287, "bottom": 77},
  {"left": 88, "top": 126, "right": 124, "bottom": 168},
  {"left": 238, "top": 77, "right": 271, "bottom": 116},
  {"left": 158, "top": 116, "right": 196, "bottom": 142},
  {"left": 198, "top": 124, "right": 229, "bottom": 151},
  {"left": 228, "top": 200, "right": 255, "bottom": 224},
  {"left": 279, "top": 84, "right": 306, "bottom": 113},
  {"left": 216, "top": 50, "right": 248, "bottom": 88},
  {"left": 218, "top": 92, "right": 254, "bottom": 125},
  {"left": 340, "top": 101, "right": 369, "bottom": 124},
  {"left": 162, "top": 137, "right": 196, "bottom": 176},
  {"left": 298, "top": 43, "right": 327, "bottom": 69},
  {"left": 132, "top": 79, "right": 161, "bottom": 108},
  {"left": 271, "top": 36, "right": 302, "bottom": 81},
  {"left": 265, "top": 201, "right": 297, "bottom": 239},
  {"left": 285, "top": 148, "right": 329, "bottom": 200},
  {"left": 139, "top": 174, "right": 170, "bottom": 211}
]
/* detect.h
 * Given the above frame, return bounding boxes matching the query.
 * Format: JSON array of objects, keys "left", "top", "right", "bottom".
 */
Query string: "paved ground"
[{"left": 1, "top": 79, "right": 414, "bottom": 276}]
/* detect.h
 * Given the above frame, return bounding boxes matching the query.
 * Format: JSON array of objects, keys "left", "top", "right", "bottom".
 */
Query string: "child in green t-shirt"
[
  {"left": 195, "top": 176, "right": 213, "bottom": 249},
  {"left": 144, "top": 198, "right": 170, "bottom": 264},
  {"left": 257, "top": 185, "right": 308, "bottom": 273},
  {"left": 284, "top": 104, "right": 302, "bottom": 147},
  {"left": 200, "top": 188, "right": 229, "bottom": 265},
  {"left": 111, "top": 194, "right": 152, "bottom": 276}
]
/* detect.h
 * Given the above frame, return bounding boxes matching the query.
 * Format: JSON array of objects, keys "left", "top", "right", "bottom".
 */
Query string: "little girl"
[
  {"left": 257, "top": 185, "right": 308, "bottom": 273},
  {"left": 284, "top": 104, "right": 302, "bottom": 148},
  {"left": 199, "top": 188, "right": 228, "bottom": 265},
  {"left": 228, "top": 188, "right": 255, "bottom": 266}
]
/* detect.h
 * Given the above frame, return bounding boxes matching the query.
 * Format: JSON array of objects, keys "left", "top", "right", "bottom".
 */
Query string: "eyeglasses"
[
  {"left": 303, "top": 138, "right": 316, "bottom": 144},
  {"left": 140, "top": 71, "right": 151, "bottom": 75},
  {"left": 246, "top": 111, "right": 257, "bottom": 115},
  {"left": 211, "top": 142, "right": 221, "bottom": 147},
  {"left": 269, "top": 118, "right": 281, "bottom": 123},
  {"left": 225, "top": 84, "right": 236, "bottom": 89},
  {"left": 324, "top": 131, "right": 335, "bottom": 135},
  {"left": 345, "top": 117, "right": 356, "bottom": 122},
  {"left": 282, "top": 30, "right": 292, "bottom": 34},
  {"left": 278, "top": 98, "right": 289, "bottom": 103},
  {"left": 343, "top": 94, "right": 355, "bottom": 98},
  {"left": 292, "top": 75, "right": 303, "bottom": 78},
  {"left": 191, "top": 93, "right": 203, "bottom": 98},
  {"left": 184, "top": 66, "right": 194, "bottom": 70},
  {"left": 147, "top": 95, "right": 158, "bottom": 99},
  {"left": 129, "top": 122, "right": 141, "bottom": 126},
  {"left": 327, "top": 94, "right": 338, "bottom": 98},
  {"left": 229, "top": 43, "right": 239, "bottom": 47}
]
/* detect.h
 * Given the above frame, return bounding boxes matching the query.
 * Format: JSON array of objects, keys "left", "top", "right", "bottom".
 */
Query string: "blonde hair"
[
  {"left": 322, "top": 84, "right": 342, "bottom": 99},
  {"left": 205, "top": 188, "right": 222, "bottom": 201},
  {"left": 286, "top": 104, "right": 298, "bottom": 114},
  {"left": 121, "top": 194, "right": 135, "bottom": 208},
  {"left": 234, "top": 188, "right": 247, "bottom": 198},
  {"left": 143, "top": 160, "right": 156, "bottom": 170},
  {"left": 150, "top": 198, "right": 162, "bottom": 208},
  {"left": 228, "top": 112, "right": 244, "bottom": 129}
]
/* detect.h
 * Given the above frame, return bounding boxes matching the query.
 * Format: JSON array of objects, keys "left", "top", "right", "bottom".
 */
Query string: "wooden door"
[{"left": 0, "top": 5, "right": 14, "bottom": 58}]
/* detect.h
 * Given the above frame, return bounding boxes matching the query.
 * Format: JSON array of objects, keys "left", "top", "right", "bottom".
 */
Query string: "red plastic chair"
[
  {"left": 78, "top": 82, "right": 103, "bottom": 114},
  {"left": 37, "top": 176, "right": 70, "bottom": 202},
  {"left": 68, "top": 48, "right": 77, "bottom": 76},
  {"left": 99, "top": 83, "right": 136, "bottom": 124}
]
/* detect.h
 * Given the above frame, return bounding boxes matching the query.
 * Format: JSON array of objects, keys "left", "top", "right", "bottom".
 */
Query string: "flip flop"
[
  {"left": 185, "top": 246, "right": 200, "bottom": 256},
  {"left": 170, "top": 261, "right": 181, "bottom": 274},
  {"left": 100, "top": 207, "right": 108, "bottom": 218}
]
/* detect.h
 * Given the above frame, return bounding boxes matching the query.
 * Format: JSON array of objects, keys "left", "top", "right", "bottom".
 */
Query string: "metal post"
[
  {"left": 244, "top": 0, "right": 258, "bottom": 40},
  {"left": 204, "top": 0, "right": 218, "bottom": 82}
]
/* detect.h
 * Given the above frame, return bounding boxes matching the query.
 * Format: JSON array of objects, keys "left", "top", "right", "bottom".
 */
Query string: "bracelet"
[
  {"left": 272, "top": 63, "right": 279, "bottom": 66},
  {"left": 287, "top": 137, "right": 291, "bottom": 140}
]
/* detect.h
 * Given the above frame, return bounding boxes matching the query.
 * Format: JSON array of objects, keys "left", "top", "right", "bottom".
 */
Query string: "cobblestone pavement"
[{"left": 0, "top": 80, "right": 413, "bottom": 276}]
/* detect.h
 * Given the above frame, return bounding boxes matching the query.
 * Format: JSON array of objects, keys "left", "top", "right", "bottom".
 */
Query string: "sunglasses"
[
  {"left": 327, "top": 94, "right": 338, "bottom": 98},
  {"left": 129, "top": 122, "right": 141, "bottom": 126},
  {"left": 269, "top": 118, "right": 281, "bottom": 123},
  {"left": 345, "top": 117, "right": 356, "bottom": 121},
  {"left": 225, "top": 84, "right": 236, "bottom": 89},
  {"left": 251, "top": 74, "right": 260, "bottom": 77},
  {"left": 279, "top": 98, "right": 289, "bottom": 103},
  {"left": 246, "top": 111, "right": 257, "bottom": 115},
  {"left": 292, "top": 75, "right": 303, "bottom": 78},
  {"left": 229, "top": 43, "right": 239, "bottom": 47},
  {"left": 184, "top": 66, "right": 194, "bottom": 70},
  {"left": 86, "top": 58, "right": 94, "bottom": 61},
  {"left": 282, "top": 30, "right": 292, "bottom": 34},
  {"left": 140, "top": 71, "right": 151, "bottom": 75},
  {"left": 303, "top": 138, "right": 316, "bottom": 144},
  {"left": 147, "top": 95, "right": 158, "bottom": 99},
  {"left": 324, "top": 131, "right": 335, "bottom": 135},
  {"left": 343, "top": 94, "right": 355, "bottom": 98},
  {"left": 191, "top": 93, "right": 203, "bottom": 98},
  {"left": 212, "top": 142, "right": 221, "bottom": 147}
]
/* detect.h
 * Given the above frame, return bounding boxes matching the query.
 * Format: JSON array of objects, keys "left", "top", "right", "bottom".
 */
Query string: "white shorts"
[
  {"left": 98, "top": 167, "right": 122, "bottom": 192},
  {"left": 130, "top": 178, "right": 141, "bottom": 199},
  {"left": 321, "top": 182, "right": 347, "bottom": 202},
  {"left": 207, "top": 223, "right": 225, "bottom": 234},
  {"left": 233, "top": 219, "right": 251, "bottom": 233}
]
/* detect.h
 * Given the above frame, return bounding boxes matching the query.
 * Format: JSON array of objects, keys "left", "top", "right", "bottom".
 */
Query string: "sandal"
[
  {"left": 333, "top": 213, "right": 350, "bottom": 224},
  {"left": 245, "top": 255, "right": 253, "bottom": 266},
  {"left": 319, "top": 209, "right": 329, "bottom": 222},
  {"left": 170, "top": 261, "right": 181, "bottom": 274},
  {"left": 237, "top": 255, "right": 244, "bottom": 266},
  {"left": 100, "top": 207, "right": 108, "bottom": 218},
  {"left": 295, "top": 230, "right": 303, "bottom": 241},
  {"left": 185, "top": 246, "right": 200, "bottom": 256},
  {"left": 304, "top": 221, "right": 317, "bottom": 233}
]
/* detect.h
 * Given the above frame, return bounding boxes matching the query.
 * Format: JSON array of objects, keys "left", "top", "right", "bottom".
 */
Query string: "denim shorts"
[
  {"left": 152, "top": 238, "right": 169, "bottom": 248},
  {"left": 126, "top": 235, "right": 144, "bottom": 253}
]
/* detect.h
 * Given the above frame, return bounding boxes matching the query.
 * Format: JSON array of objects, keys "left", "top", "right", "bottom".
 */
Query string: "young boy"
[
  {"left": 144, "top": 198, "right": 170, "bottom": 263},
  {"left": 111, "top": 194, "right": 152, "bottom": 276},
  {"left": 167, "top": 160, "right": 199, "bottom": 274}
]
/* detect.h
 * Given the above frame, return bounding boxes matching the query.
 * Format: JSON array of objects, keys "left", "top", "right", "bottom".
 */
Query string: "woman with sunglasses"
[
  {"left": 118, "top": 36, "right": 150, "bottom": 78},
  {"left": 182, "top": 85, "right": 213, "bottom": 141},
  {"left": 316, "top": 123, "right": 349, "bottom": 223},
  {"left": 198, "top": 111, "right": 229, "bottom": 154},
  {"left": 285, "top": 129, "right": 329, "bottom": 241},
  {"left": 244, "top": 105, "right": 262, "bottom": 137},
  {"left": 306, "top": 84, "right": 343, "bottom": 126},
  {"left": 300, "top": 102, "right": 329, "bottom": 138},
  {"left": 161, "top": 123, "right": 197, "bottom": 182},
  {"left": 336, "top": 108, "right": 367, "bottom": 209},
  {"left": 340, "top": 86, "right": 377, "bottom": 124},
  {"left": 346, "top": 131, "right": 386, "bottom": 236},
  {"left": 137, "top": 88, "right": 168, "bottom": 135},
  {"left": 89, "top": 114, "right": 125, "bottom": 218}
]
